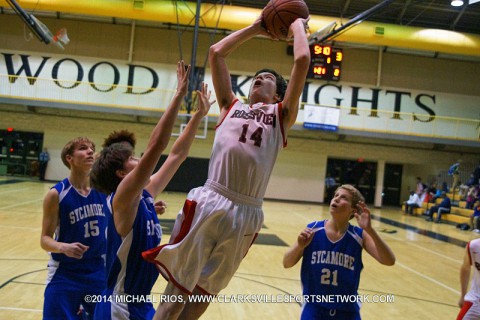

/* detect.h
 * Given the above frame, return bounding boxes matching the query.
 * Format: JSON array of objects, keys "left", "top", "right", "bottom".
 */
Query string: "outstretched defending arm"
[
  {"left": 146, "top": 83, "right": 215, "bottom": 197},
  {"left": 113, "top": 61, "right": 190, "bottom": 237}
]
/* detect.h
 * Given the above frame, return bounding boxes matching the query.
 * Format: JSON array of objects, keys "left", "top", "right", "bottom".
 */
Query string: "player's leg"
[
  {"left": 154, "top": 282, "right": 189, "bottom": 320},
  {"left": 180, "top": 204, "right": 262, "bottom": 319},
  {"left": 43, "top": 280, "right": 81, "bottom": 320},
  {"left": 436, "top": 207, "right": 450, "bottom": 223},
  {"left": 178, "top": 287, "right": 211, "bottom": 320}
]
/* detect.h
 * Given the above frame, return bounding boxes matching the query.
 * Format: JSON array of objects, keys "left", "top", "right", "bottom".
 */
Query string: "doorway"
[{"left": 326, "top": 158, "right": 377, "bottom": 204}]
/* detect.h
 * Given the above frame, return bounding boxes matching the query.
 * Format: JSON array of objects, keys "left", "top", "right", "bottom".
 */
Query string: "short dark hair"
[
  {"left": 254, "top": 68, "right": 287, "bottom": 101},
  {"left": 102, "top": 130, "right": 136, "bottom": 148},
  {"left": 91, "top": 142, "right": 133, "bottom": 194}
]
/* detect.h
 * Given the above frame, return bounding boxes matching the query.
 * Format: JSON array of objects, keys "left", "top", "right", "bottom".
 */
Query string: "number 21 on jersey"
[{"left": 320, "top": 268, "right": 338, "bottom": 286}]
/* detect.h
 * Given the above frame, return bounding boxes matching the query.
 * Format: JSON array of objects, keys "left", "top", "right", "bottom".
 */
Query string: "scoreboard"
[{"left": 307, "top": 44, "right": 343, "bottom": 81}]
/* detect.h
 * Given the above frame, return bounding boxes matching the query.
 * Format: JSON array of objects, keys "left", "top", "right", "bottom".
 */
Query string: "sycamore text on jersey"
[
  {"left": 68, "top": 204, "right": 105, "bottom": 224},
  {"left": 310, "top": 250, "right": 355, "bottom": 271}
]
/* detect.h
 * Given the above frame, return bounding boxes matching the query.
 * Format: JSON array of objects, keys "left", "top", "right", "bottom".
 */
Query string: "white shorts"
[
  {"left": 143, "top": 180, "right": 264, "bottom": 295},
  {"left": 458, "top": 300, "right": 480, "bottom": 320}
]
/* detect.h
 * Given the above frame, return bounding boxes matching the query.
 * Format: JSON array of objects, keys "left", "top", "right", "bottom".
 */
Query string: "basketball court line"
[
  {"left": 0, "top": 306, "right": 42, "bottom": 313},
  {"left": 0, "top": 187, "right": 30, "bottom": 194},
  {"left": 371, "top": 214, "right": 468, "bottom": 248},
  {"left": 381, "top": 232, "right": 462, "bottom": 264},
  {"left": 395, "top": 260, "right": 460, "bottom": 295},
  {"left": 0, "top": 269, "right": 45, "bottom": 289},
  {"left": 0, "top": 225, "right": 41, "bottom": 231},
  {"left": 0, "top": 198, "right": 43, "bottom": 210}
]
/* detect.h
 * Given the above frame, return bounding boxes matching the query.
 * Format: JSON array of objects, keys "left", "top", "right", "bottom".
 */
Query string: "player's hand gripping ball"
[{"left": 261, "top": 0, "right": 309, "bottom": 40}]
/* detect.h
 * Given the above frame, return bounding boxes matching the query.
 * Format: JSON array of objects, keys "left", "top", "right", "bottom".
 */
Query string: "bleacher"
[{"left": 402, "top": 192, "right": 474, "bottom": 225}]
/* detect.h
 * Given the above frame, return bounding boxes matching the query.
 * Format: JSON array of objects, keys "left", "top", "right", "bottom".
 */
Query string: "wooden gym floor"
[{"left": 0, "top": 177, "right": 477, "bottom": 319}]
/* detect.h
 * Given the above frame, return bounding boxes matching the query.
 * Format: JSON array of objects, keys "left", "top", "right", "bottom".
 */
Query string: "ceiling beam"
[
  {"left": 397, "top": 0, "right": 412, "bottom": 24},
  {"left": 1, "top": 0, "right": 479, "bottom": 57},
  {"left": 451, "top": 6, "right": 468, "bottom": 30}
]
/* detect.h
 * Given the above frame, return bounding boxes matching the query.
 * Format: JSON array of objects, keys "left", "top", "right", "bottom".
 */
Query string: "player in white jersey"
[
  {"left": 142, "top": 15, "right": 311, "bottom": 320},
  {"left": 90, "top": 61, "right": 213, "bottom": 320},
  {"left": 457, "top": 238, "right": 480, "bottom": 320}
]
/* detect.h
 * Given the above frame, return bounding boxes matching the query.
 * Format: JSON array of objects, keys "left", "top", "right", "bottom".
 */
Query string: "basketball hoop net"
[{"left": 52, "top": 28, "right": 70, "bottom": 50}]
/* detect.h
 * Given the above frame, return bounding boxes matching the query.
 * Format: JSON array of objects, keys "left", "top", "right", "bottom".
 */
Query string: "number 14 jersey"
[{"left": 208, "top": 99, "right": 286, "bottom": 199}]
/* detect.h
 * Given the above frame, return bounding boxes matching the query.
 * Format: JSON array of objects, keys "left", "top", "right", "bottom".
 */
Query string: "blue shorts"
[
  {"left": 93, "top": 288, "right": 155, "bottom": 320},
  {"left": 301, "top": 303, "right": 361, "bottom": 320},
  {"left": 43, "top": 267, "right": 105, "bottom": 320}
]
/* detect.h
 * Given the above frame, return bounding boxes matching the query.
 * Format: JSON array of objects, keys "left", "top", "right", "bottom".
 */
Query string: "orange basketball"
[{"left": 261, "top": 0, "right": 309, "bottom": 40}]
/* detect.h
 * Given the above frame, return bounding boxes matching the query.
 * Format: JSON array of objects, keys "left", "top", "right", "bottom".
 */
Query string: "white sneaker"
[{"left": 473, "top": 229, "right": 480, "bottom": 233}]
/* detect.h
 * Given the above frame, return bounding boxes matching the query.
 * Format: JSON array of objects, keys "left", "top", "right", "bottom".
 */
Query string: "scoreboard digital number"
[{"left": 307, "top": 44, "right": 343, "bottom": 81}]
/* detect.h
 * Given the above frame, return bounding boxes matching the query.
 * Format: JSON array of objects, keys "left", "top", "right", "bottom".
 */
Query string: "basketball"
[{"left": 261, "top": 0, "right": 309, "bottom": 40}]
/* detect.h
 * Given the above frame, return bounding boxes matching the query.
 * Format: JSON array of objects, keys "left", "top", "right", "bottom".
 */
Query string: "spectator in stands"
[
  {"left": 441, "top": 181, "right": 449, "bottom": 193},
  {"left": 426, "top": 191, "right": 451, "bottom": 223},
  {"left": 473, "top": 163, "right": 480, "bottom": 185},
  {"left": 449, "top": 162, "right": 461, "bottom": 192},
  {"left": 416, "top": 177, "right": 425, "bottom": 195},
  {"left": 404, "top": 191, "right": 422, "bottom": 215},
  {"left": 466, "top": 186, "right": 479, "bottom": 210},
  {"left": 325, "top": 173, "right": 336, "bottom": 204},
  {"left": 422, "top": 186, "right": 437, "bottom": 212},
  {"left": 469, "top": 203, "right": 480, "bottom": 233},
  {"left": 38, "top": 147, "right": 50, "bottom": 181},
  {"left": 466, "top": 173, "right": 476, "bottom": 187}
]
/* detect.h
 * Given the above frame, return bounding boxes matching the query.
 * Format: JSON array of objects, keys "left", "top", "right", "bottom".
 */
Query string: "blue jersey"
[
  {"left": 301, "top": 220, "right": 364, "bottom": 313},
  {"left": 50, "top": 178, "right": 107, "bottom": 271},
  {"left": 44, "top": 178, "right": 107, "bottom": 320},
  {"left": 94, "top": 189, "right": 161, "bottom": 320}
]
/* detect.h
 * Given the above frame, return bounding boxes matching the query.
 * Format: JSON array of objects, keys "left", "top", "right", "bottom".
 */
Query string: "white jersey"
[
  {"left": 465, "top": 239, "right": 480, "bottom": 302},
  {"left": 208, "top": 99, "right": 286, "bottom": 199}
]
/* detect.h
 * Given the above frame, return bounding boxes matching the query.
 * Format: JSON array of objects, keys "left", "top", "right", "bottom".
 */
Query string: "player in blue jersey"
[
  {"left": 90, "top": 60, "right": 214, "bottom": 320},
  {"left": 283, "top": 184, "right": 395, "bottom": 319},
  {"left": 41, "top": 137, "right": 107, "bottom": 320},
  {"left": 102, "top": 129, "right": 168, "bottom": 216}
]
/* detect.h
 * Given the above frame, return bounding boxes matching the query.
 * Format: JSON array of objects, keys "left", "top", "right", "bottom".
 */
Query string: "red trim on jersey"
[
  {"left": 142, "top": 199, "right": 198, "bottom": 295},
  {"left": 457, "top": 300, "right": 473, "bottom": 320},
  {"left": 142, "top": 244, "right": 193, "bottom": 295},
  {"left": 172, "top": 199, "right": 197, "bottom": 244},
  {"left": 194, "top": 285, "right": 215, "bottom": 296},
  {"left": 277, "top": 102, "right": 287, "bottom": 147},
  {"left": 215, "top": 99, "right": 238, "bottom": 130},
  {"left": 468, "top": 241, "right": 472, "bottom": 265}
]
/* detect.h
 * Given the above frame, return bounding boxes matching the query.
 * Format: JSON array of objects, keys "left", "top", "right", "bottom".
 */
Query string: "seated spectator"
[
  {"left": 470, "top": 203, "right": 480, "bottom": 232},
  {"left": 473, "top": 163, "right": 480, "bottom": 185},
  {"left": 431, "top": 187, "right": 442, "bottom": 203},
  {"left": 426, "top": 192, "right": 451, "bottom": 223},
  {"left": 466, "top": 186, "right": 479, "bottom": 210},
  {"left": 459, "top": 182, "right": 470, "bottom": 200},
  {"left": 465, "top": 173, "right": 476, "bottom": 187},
  {"left": 404, "top": 191, "right": 422, "bottom": 215},
  {"left": 441, "top": 181, "right": 449, "bottom": 193},
  {"left": 423, "top": 187, "right": 433, "bottom": 205},
  {"left": 416, "top": 177, "right": 425, "bottom": 195}
]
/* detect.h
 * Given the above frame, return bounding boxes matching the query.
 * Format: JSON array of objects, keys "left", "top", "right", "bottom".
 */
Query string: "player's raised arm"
[
  {"left": 209, "top": 16, "right": 269, "bottom": 113},
  {"left": 281, "top": 18, "right": 311, "bottom": 131},
  {"left": 113, "top": 61, "right": 190, "bottom": 236}
]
